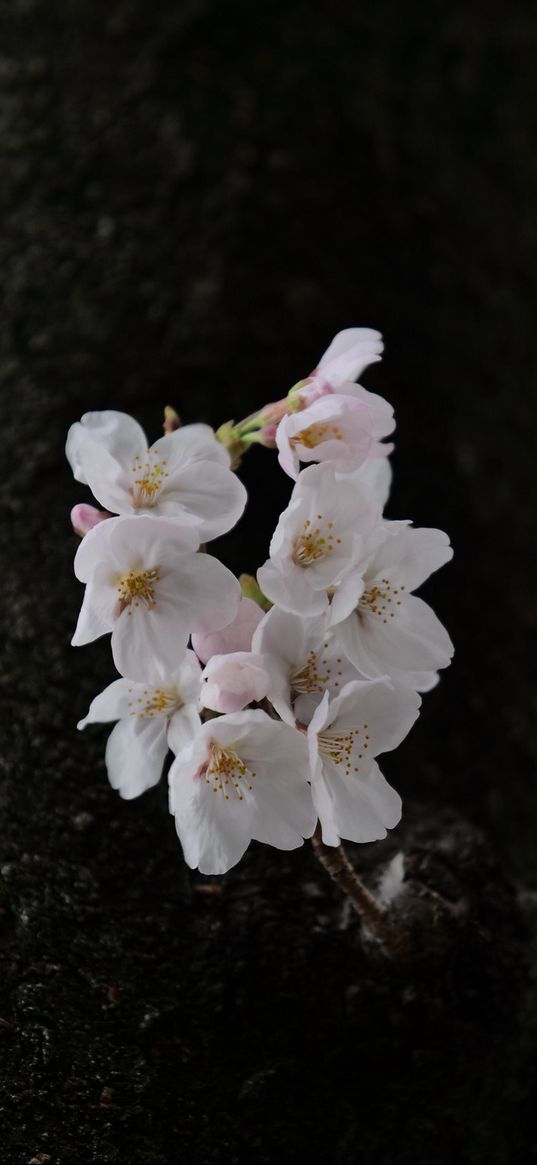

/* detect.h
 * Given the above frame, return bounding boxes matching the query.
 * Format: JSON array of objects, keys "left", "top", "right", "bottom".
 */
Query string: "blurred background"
[{"left": 1, "top": 2, "right": 536, "bottom": 1162}]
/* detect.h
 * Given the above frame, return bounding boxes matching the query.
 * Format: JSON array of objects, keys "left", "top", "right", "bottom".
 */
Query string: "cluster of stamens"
[
  {"left": 117, "top": 567, "right": 160, "bottom": 613},
  {"left": 292, "top": 514, "right": 342, "bottom": 567},
  {"left": 359, "top": 578, "right": 404, "bottom": 623},
  {"left": 290, "top": 648, "right": 330, "bottom": 695},
  {"left": 318, "top": 723, "right": 370, "bottom": 776},
  {"left": 131, "top": 448, "right": 170, "bottom": 507},
  {"left": 201, "top": 743, "right": 257, "bottom": 801},
  {"left": 128, "top": 686, "right": 181, "bottom": 718},
  {"left": 290, "top": 421, "right": 343, "bottom": 449}
]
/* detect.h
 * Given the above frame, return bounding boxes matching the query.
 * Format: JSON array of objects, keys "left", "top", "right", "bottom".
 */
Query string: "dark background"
[{"left": 1, "top": 2, "right": 536, "bottom": 1162}]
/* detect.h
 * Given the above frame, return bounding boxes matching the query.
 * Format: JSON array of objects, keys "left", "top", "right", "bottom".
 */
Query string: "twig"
[{"left": 311, "top": 825, "right": 406, "bottom": 957}]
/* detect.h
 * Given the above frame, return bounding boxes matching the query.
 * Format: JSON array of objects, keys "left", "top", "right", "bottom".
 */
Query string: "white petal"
[
  {"left": 341, "top": 456, "right": 393, "bottom": 507},
  {"left": 257, "top": 558, "right": 329, "bottom": 617},
  {"left": 336, "top": 595, "right": 454, "bottom": 678},
  {"left": 338, "top": 383, "right": 395, "bottom": 440},
  {"left": 111, "top": 597, "right": 190, "bottom": 682},
  {"left": 73, "top": 513, "right": 199, "bottom": 583},
  {"left": 170, "top": 748, "right": 255, "bottom": 875},
  {"left": 75, "top": 438, "right": 136, "bottom": 514},
  {"left": 66, "top": 411, "right": 146, "bottom": 483},
  {"left": 316, "top": 328, "right": 383, "bottom": 386},
  {"left": 250, "top": 731, "right": 315, "bottom": 847},
  {"left": 370, "top": 524, "right": 453, "bottom": 593},
  {"left": 156, "top": 461, "right": 247, "bottom": 540},
  {"left": 173, "top": 553, "right": 241, "bottom": 634},
  {"left": 193, "top": 597, "right": 264, "bottom": 663},
  {"left": 151, "top": 424, "right": 230, "bottom": 469},
  {"left": 313, "top": 758, "right": 401, "bottom": 845},
  {"left": 167, "top": 704, "right": 202, "bottom": 755},
  {"left": 77, "top": 678, "right": 135, "bottom": 728},
  {"left": 105, "top": 717, "right": 169, "bottom": 799},
  {"left": 328, "top": 677, "right": 421, "bottom": 757},
  {"left": 71, "top": 563, "right": 118, "bottom": 646}
]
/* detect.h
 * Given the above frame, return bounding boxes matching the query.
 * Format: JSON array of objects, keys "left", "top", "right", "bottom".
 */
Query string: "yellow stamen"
[
  {"left": 359, "top": 578, "right": 405, "bottom": 624},
  {"left": 117, "top": 567, "right": 160, "bottom": 613},
  {"left": 131, "top": 449, "right": 170, "bottom": 508},
  {"left": 292, "top": 514, "right": 340, "bottom": 567},
  {"left": 200, "top": 742, "right": 256, "bottom": 801},
  {"left": 290, "top": 421, "right": 343, "bottom": 449}
]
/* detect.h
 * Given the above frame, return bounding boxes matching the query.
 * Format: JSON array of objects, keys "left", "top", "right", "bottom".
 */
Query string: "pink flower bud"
[
  {"left": 192, "top": 597, "right": 264, "bottom": 663},
  {"left": 201, "top": 652, "right": 270, "bottom": 713},
  {"left": 70, "top": 503, "right": 111, "bottom": 538}
]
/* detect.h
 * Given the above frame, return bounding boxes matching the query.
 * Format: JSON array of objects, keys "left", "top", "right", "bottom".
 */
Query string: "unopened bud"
[
  {"left": 163, "top": 405, "right": 181, "bottom": 433},
  {"left": 70, "top": 503, "right": 111, "bottom": 538}
]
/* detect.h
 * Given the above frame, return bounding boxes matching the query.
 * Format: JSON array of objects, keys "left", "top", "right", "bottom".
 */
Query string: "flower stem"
[{"left": 311, "top": 825, "right": 405, "bottom": 957}]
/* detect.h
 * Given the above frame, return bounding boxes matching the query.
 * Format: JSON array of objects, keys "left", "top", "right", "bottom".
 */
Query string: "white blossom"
[
  {"left": 252, "top": 606, "right": 359, "bottom": 726},
  {"left": 72, "top": 514, "right": 240, "bottom": 681},
  {"left": 276, "top": 394, "right": 375, "bottom": 481},
  {"left": 169, "top": 710, "right": 316, "bottom": 874},
  {"left": 257, "top": 462, "right": 381, "bottom": 620},
  {"left": 331, "top": 522, "right": 454, "bottom": 679},
  {"left": 66, "top": 410, "right": 247, "bottom": 541},
  {"left": 78, "top": 651, "right": 202, "bottom": 799},
  {"left": 307, "top": 679, "right": 421, "bottom": 846}
]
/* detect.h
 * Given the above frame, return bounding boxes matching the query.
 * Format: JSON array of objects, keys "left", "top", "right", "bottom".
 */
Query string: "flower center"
[
  {"left": 359, "top": 578, "right": 405, "bottom": 623},
  {"left": 290, "top": 421, "right": 343, "bottom": 449},
  {"left": 290, "top": 648, "right": 330, "bottom": 695},
  {"left": 199, "top": 742, "right": 257, "bottom": 801},
  {"left": 128, "top": 685, "right": 181, "bottom": 718},
  {"left": 318, "top": 723, "right": 370, "bottom": 776},
  {"left": 292, "top": 514, "right": 342, "bottom": 567},
  {"left": 131, "top": 449, "right": 169, "bottom": 508},
  {"left": 117, "top": 567, "right": 160, "bottom": 613}
]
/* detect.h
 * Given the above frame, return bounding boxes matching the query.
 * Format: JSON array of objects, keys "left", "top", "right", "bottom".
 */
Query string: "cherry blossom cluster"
[{"left": 67, "top": 329, "right": 453, "bottom": 875}]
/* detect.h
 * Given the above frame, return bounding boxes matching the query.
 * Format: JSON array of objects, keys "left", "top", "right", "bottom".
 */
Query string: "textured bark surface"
[{"left": 1, "top": 2, "right": 536, "bottom": 1161}]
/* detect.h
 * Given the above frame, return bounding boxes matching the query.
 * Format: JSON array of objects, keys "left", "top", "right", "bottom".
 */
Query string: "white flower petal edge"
[
  {"left": 72, "top": 515, "right": 240, "bottom": 681},
  {"left": 169, "top": 710, "right": 316, "bottom": 874},
  {"left": 77, "top": 651, "right": 203, "bottom": 798},
  {"left": 307, "top": 679, "right": 421, "bottom": 846}
]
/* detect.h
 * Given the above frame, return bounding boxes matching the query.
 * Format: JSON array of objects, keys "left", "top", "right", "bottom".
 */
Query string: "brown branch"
[{"left": 311, "top": 825, "right": 406, "bottom": 957}]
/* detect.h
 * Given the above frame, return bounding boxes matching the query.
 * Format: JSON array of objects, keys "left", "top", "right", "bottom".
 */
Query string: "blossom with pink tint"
[
  {"left": 201, "top": 652, "right": 270, "bottom": 713},
  {"left": 276, "top": 393, "right": 375, "bottom": 480},
  {"left": 192, "top": 596, "right": 264, "bottom": 664},
  {"left": 70, "top": 503, "right": 111, "bottom": 537}
]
